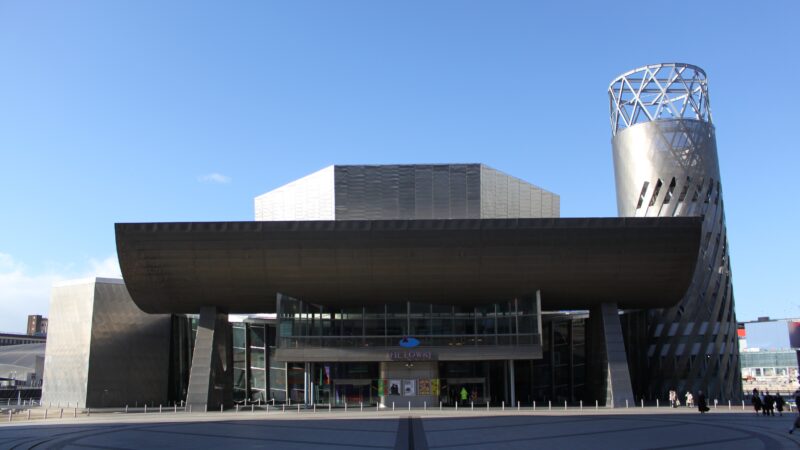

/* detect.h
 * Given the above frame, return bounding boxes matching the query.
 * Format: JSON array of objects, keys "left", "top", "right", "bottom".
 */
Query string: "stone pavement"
[{"left": 1, "top": 407, "right": 799, "bottom": 449}]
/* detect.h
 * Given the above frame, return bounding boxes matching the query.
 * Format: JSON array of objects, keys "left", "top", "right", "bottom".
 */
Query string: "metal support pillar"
[
  {"left": 509, "top": 360, "right": 516, "bottom": 406},
  {"left": 589, "top": 303, "right": 635, "bottom": 408},
  {"left": 185, "top": 306, "right": 232, "bottom": 411}
]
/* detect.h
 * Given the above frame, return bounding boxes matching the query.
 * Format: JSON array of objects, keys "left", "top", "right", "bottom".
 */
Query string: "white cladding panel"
[{"left": 255, "top": 165, "right": 335, "bottom": 221}]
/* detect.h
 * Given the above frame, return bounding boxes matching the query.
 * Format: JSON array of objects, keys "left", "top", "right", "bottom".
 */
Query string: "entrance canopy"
[{"left": 115, "top": 217, "right": 701, "bottom": 314}]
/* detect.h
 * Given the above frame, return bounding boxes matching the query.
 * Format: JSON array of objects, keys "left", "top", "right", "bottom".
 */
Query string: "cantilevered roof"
[{"left": 116, "top": 217, "right": 701, "bottom": 314}]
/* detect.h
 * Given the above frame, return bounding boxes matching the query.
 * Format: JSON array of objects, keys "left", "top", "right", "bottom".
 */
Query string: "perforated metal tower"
[{"left": 609, "top": 63, "right": 741, "bottom": 400}]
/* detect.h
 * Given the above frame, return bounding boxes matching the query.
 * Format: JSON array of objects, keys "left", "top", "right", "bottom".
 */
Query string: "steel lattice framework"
[
  {"left": 609, "top": 63, "right": 742, "bottom": 401},
  {"left": 609, "top": 63, "right": 711, "bottom": 136}
]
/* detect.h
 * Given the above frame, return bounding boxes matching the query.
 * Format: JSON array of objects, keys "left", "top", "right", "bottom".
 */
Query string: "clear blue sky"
[{"left": 1, "top": 1, "right": 798, "bottom": 332}]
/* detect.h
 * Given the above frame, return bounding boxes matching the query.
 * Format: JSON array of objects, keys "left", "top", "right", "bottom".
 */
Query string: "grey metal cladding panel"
[
  {"left": 398, "top": 166, "right": 415, "bottom": 219},
  {"left": 414, "top": 166, "right": 434, "bottom": 219},
  {"left": 449, "top": 165, "right": 468, "bottom": 219},
  {"left": 466, "top": 165, "right": 481, "bottom": 219},
  {"left": 85, "top": 282, "right": 171, "bottom": 407},
  {"left": 432, "top": 165, "right": 451, "bottom": 219},
  {"left": 41, "top": 282, "right": 95, "bottom": 408}
]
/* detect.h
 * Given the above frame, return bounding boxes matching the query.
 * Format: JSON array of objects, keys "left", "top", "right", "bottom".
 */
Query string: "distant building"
[
  {"left": 738, "top": 317, "right": 800, "bottom": 395},
  {"left": 0, "top": 332, "right": 46, "bottom": 347},
  {"left": 27, "top": 315, "right": 48, "bottom": 336}
]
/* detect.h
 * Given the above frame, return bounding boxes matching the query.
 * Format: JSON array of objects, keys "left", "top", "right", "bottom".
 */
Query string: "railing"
[{"left": 279, "top": 333, "right": 541, "bottom": 349}]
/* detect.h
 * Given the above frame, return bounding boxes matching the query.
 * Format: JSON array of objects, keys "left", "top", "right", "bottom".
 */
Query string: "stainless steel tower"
[{"left": 609, "top": 63, "right": 741, "bottom": 400}]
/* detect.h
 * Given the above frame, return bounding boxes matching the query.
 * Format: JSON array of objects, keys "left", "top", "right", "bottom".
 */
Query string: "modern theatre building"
[{"left": 41, "top": 63, "right": 742, "bottom": 410}]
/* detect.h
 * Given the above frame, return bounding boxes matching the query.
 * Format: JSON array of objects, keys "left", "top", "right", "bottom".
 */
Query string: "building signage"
[
  {"left": 399, "top": 337, "right": 420, "bottom": 348},
  {"left": 388, "top": 350, "right": 434, "bottom": 361}
]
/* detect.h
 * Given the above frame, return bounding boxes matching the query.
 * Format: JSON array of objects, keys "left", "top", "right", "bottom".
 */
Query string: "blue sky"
[{"left": 1, "top": 1, "right": 798, "bottom": 332}]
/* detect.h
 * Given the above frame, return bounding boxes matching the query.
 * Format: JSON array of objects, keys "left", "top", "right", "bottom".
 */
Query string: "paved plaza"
[{"left": 1, "top": 407, "right": 799, "bottom": 449}]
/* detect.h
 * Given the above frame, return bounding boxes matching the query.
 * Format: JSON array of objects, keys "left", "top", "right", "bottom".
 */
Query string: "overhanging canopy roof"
[{"left": 116, "top": 217, "right": 701, "bottom": 314}]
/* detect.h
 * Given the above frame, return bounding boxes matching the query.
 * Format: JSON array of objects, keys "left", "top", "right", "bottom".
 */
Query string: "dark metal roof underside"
[{"left": 115, "top": 217, "right": 702, "bottom": 314}]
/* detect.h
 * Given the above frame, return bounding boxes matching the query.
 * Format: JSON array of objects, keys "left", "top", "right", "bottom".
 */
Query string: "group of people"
[
  {"left": 750, "top": 388, "right": 786, "bottom": 416},
  {"left": 668, "top": 389, "right": 708, "bottom": 412}
]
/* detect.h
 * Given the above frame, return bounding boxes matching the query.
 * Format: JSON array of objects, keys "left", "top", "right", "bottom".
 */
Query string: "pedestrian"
[
  {"left": 763, "top": 391, "right": 774, "bottom": 417},
  {"left": 696, "top": 390, "right": 709, "bottom": 413},
  {"left": 669, "top": 389, "right": 677, "bottom": 408},
  {"left": 459, "top": 386, "right": 468, "bottom": 406},
  {"left": 751, "top": 391, "right": 762, "bottom": 415},
  {"left": 775, "top": 393, "right": 785, "bottom": 417},
  {"left": 685, "top": 391, "right": 694, "bottom": 408}
]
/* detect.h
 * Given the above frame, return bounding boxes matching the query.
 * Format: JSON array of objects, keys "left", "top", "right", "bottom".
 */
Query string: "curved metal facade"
[{"left": 609, "top": 63, "right": 741, "bottom": 400}]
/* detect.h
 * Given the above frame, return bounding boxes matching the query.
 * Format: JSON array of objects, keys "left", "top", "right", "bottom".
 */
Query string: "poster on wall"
[
  {"left": 431, "top": 378, "right": 440, "bottom": 396},
  {"left": 418, "top": 379, "right": 431, "bottom": 395},
  {"left": 388, "top": 379, "right": 402, "bottom": 396},
  {"left": 403, "top": 379, "right": 416, "bottom": 396}
]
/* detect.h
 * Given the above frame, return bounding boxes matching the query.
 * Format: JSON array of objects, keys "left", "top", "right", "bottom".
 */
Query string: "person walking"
[
  {"left": 751, "top": 390, "right": 763, "bottom": 415},
  {"left": 669, "top": 389, "right": 677, "bottom": 408},
  {"left": 790, "top": 390, "right": 800, "bottom": 434},
  {"left": 696, "top": 390, "right": 709, "bottom": 413},
  {"left": 459, "top": 387, "right": 468, "bottom": 406},
  {"left": 685, "top": 391, "right": 694, "bottom": 408},
  {"left": 763, "top": 391, "right": 775, "bottom": 417},
  {"left": 775, "top": 393, "right": 785, "bottom": 417}
]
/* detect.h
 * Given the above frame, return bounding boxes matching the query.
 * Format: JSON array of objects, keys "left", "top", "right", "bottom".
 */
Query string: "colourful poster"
[
  {"left": 431, "top": 378, "right": 440, "bottom": 396},
  {"left": 418, "top": 379, "right": 431, "bottom": 395},
  {"left": 388, "top": 379, "right": 402, "bottom": 396},
  {"left": 403, "top": 379, "right": 416, "bottom": 396}
]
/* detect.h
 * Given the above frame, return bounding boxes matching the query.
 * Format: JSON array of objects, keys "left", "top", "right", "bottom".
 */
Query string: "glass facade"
[
  {"left": 228, "top": 320, "right": 283, "bottom": 403},
  {"left": 277, "top": 295, "right": 541, "bottom": 349}
]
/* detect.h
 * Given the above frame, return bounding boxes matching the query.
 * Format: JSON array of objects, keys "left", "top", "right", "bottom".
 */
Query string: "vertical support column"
[
  {"left": 588, "top": 303, "right": 634, "bottom": 408},
  {"left": 185, "top": 307, "right": 232, "bottom": 411},
  {"left": 509, "top": 360, "right": 516, "bottom": 406}
]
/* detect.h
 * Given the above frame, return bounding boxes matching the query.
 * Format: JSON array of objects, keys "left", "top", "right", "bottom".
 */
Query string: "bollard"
[
  {"left": 174, "top": 404, "right": 177, "bottom": 413},
  {"left": 471, "top": 401, "right": 474, "bottom": 411},
  {"left": 313, "top": 404, "right": 316, "bottom": 413},
  {"left": 502, "top": 401, "right": 505, "bottom": 411},
  {"left": 580, "top": 400, "right": 583, "bottom": 410},
  {"left": 189, "top": 405, "right": 192, "bottom": 413},
  {"left": 329, "top": 403, "right": 332, "bottom": 412},
  {"left": 204, "top": 404, "right": 208, "bottom": 413},
  {"left": 288, "top": 398, "right": 291, "bottom": 407},
  {"left": 408, "top": 401, "right": 410, "bottom": 411},
  {"left": 641, "top": 399, "right": 644, "bottom": 408},
  {"left": 377, "top": 403, "right": 379, "bottom": 412},
  {"left": 74, "top": 408, "right": 77, "bottom": 418},
  {"left": 518, "top": 401, "right": 521, "bottom": 411},
  {"left": 596, "top": 400, "right": 598, "bottom": 409},
  {"left": 625, "top": 399, "right": 629, "bottom": 408},
  {"left": 251, "top": 404, "right": 254, "bottom": 413},
  {"left": 742, "top": 400, "right": 745, "bottom": 410},
  {"left": 160, "top": 404, "right": 162, "bottom": 414},
  {"left": 87, "top": 408, "right": 90, "bottom": 417},
  {"left": 28, "top": 409, "right": 31, "bottom": 420},
  {"left": 714, "top": 399, "right": 718, "bottom": 409},
  {"left": 486, "top": 402, "right": 489, "bottom": 411},
  {"left": 565, "top": 400, "right": 567, "bottom": 411},
  {"left": 361, "top": 402, "right": 363, "bottom": 412},
  {"left": 392, "top": 402, "right": 395, "bottom": 411},
  {"left": 455, "top": 402, "right": 458, "bottom": 411},
  {"left": 440, "top": 401, "right": 442, "bottom": 411},
  {"left": 423, "top": 401, "right": 426, "bottom": 411},
  {"left": 656, "top": 399, "right": 659, "bottom": 408},
  {"left": 282, "top": 405, "right": 285, "bottom": 413},
  {"left": 144, "top": 404, "right": 147, "bottom": 414},
  {"left": 220, "top": 404, "right": 223, "bottom": 413},
  {"left": 45, "top": 409, "right": 48, "bottom": 420},
  {"left": 125, "top": 405, "right": 128, "bottom": 413},
  {"left": 60, "top": 409, "right": 63, "bottom": 419},
  {"left": 344, "top": 403, "right": 347, "bottom": 412},
  {"left": 236, "top": 404, "right": 239, "bottom": 413},
  {"left": 297, "top": 404, "right": 300, "bottom": 414},
  {"left": 548, "top": 400, "right": 551, "bottom": 411},
  {"left": 728, "top": 400, "right": 731, "bottom": 410},
  {"left": 534, "top": 401, "right": 536, "bottom": 411},
  {"left": 7, "top": 410, "right": 10, "bottom": 423},
  {"left": 266, "top": 405, "right": 269, "bottom": 414}
]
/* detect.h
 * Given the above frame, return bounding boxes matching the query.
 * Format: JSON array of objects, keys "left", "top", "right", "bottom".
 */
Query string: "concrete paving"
[{"left": 1, "top": 407, "right": 799, "bottom": 449}]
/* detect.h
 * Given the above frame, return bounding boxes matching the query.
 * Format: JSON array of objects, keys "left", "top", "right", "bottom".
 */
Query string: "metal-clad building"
[{"left": 609, "top": 63, "right": 741, "bottom": 400}]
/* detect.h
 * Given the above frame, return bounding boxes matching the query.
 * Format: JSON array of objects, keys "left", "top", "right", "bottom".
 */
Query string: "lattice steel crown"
[{"left": 609, "top": 63, "right": 712, "bottom": 136}]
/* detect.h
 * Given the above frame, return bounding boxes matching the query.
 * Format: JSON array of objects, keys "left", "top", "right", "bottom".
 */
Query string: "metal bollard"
[
  {"left": 641, "top": 399, "right": 644, "bottom": 408},
  {"left": 345, "top": 402, "right": 347, "bottom": 412},
  {"left": 189, "top": 405, "right": 192, "bottom": 413},
  {"left": 565, "top": 400, "right": 567, "bottom": 411},
  {"left": 376, "top": 403, "right": 379, "bottom": 412},
  {"left": 714, "top": 399, "right": 718, "bottom": 409},
  {"left": 87, "top": 408, "right": 90, "bottom": 417},
  {"left": 174, "top": 404, "right": 177, "bottom": 413},
  {"left": 502, "top": 401, "right": 505, "bottom": 411},
  {"left": 125, "top": 405, "right": 128, "bottom": 413},
  {"left": 548, "top": 400, "right": 551, "bottom": 411},
  {"left": 144, "top": 404, "right": 147, "bottom": 414},
  {"left": 471, "top": 401, "right": 474, "bottom": 411},
  {"left": 266, "top": 405, "right": 269, "bottom": 414},
  {"left": 486, "top": 402, "right": 489, "bottom": 411},
  {"left": 220, "top": 404, "right": 223, "bottom": 413},
  {"left": 728, "top": 400, "right": 731, "bottom": 410},
  {"left": 455, "top": 402, "right": 458, "bottom": 411},
  {"left": 45, "top": 409, "right": 48, "bottom": 420},
  {"left": 28, "top": 409, "right": 31, "bottom": 420},
  {"left": 7, "top": 410, "right": 10, "bottom": 423},
  {"left": 580, "top": 400, "right": 583, "bottom": 410},
  {"left": 251, "top": 404, "right": 254, "bottom": 413},
  {"left": 160, "top": 404, "right": 162, "bottom": 414},
  {"left": 625, "top": 399, "right": 629, "bottom": 408},
  {"left": 392, "top": 402, "right": 395, "bottom": 411},
  {"left": 361, "top": 402, "right": 363, "bottom": 412},
  {"left": 236, "top": 404, "right": 239, "bottom": 413},
  {"left": 60, "top": 409, "right": 63, "bottom": 419},
  {"left": 408, "top": 401, "right": 410, "bottom": 411},
  {"left": 656, "top": 399, "right": 659, "bottom": 408},
  {"left": 297, "top": 404, "right": 300, "bottom": 414},
  {"left": 288, "top": 398, "right": 291, "bottom": 406},
  {"left": 74, "top": 408, "right": 77, "bottom": 418},
  {"left": 518, "top": 401, "right": 521, "bottom": 411},
  {"left": 313, "top": 404, "right": 316, "bottom": 413},
  {"left": 534, "top": 401, "right": 536, "bottom": 411},
  {"left": 282, "top": 405, "right": 285, "bottom": 413},
  {"left": 204, "top": 404, "right": 207, "bottom": 413},
  {"left": 742, "top": 400, "right": 745, "bottom": 410},
  {"left": 440, "top": 401, "right": 442, "bottom": 411},
  {"left": 329, "top": 403, "right": 331, "bottom": 412},
  {"left": 423, "top": 402, "right": 425, "bottom": 411}
]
